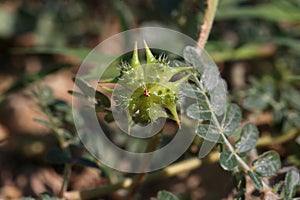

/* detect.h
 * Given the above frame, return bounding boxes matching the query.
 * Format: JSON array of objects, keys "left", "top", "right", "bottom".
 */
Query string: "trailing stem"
[
  {"left": 197, "top": 0, "right": 219, "bottom": 49},
  {"left": 191, "top": 74, "right": 275, "bottom": 193},
  {"left": 125, "top": 132, "right": 162, "bottom": 199}
]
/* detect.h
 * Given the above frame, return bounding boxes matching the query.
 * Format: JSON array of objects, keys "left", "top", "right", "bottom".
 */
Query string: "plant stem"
[
  {"left": 191, "top": 74, "right": 275, "bottom": 192},
  {"left": 197, "top": 0, "right": 219, "bottom": 49},
  {"left": 39, "top": 99, "right": 72, "bottom": 196},
  {"left": 59, "top": 163, "right": 72, "bottom": 197},
  {"left": 125, "top": 132, "right": 162, "bottom": 199},
  {"left": 64, "top": 158, "right": 202, "bottom": 200}
]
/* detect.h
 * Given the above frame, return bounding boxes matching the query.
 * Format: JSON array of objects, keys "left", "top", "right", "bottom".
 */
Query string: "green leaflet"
[
  {"left": 235, "top": 123, "right": 259, "bottom": 155},
  {"left": 197, "top": 123, "right": 222, "bottom": 142},
  {"left": 222, "top": 103, "right": 242, "bottom": 137},
  {"left": 284, "top": 169, "right": 300, "bottom": 199},
  {"left": 187, "top": 103, "right": 211, "bottom": 121},
  {"left": 157, "top": 191, "right": 179, "bottom": 200},
  {"left": 248, "top": 170, "right": 263, "bottom": 191},
  {"left": 253, "top": 151, "right": 281, "bottom": 177},
  {"left": 220, "top": 150, "right": 237, "bottom": 170}
]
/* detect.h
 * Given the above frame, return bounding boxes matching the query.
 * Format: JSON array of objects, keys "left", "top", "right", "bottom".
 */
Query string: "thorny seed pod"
[{"left": 113, "top": 41, "right": 192, "bottom": 134}]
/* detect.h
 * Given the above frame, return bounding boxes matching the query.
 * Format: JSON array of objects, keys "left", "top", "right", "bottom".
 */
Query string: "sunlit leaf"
[
  {"left": 248, "top": 170, "right": 263, "bottom": 191},
  {"left": 74, "top": 78, "right": 110, "bottom": 109},
  {"left": 183, "top": 46, "right": 204, "bottom": 74},
  {"left": 222, "top": 104, "right": 242, "bottom": 137},
  {"left": 186, "top": 103, "right": 211, "bottom": 120},
  {"left": 74, "top": 77, "right": 95, "bottom": 98},
  {"left": 197, "top": 122, "right": 222, "bottom": 142},
  {"left": 157, "top": 191, "right": 179, "bottom": 200},
  {"left": 179, "top": 83, "right": 205, "bottom": 100},
  {"left": 202, "top": 62, "right": 220, "bottom": 92},
  {"left": 220, "top": 150, "right": 237, "bottom": 170},
  {"left": 236, "top": 123, "right": 259, "bottom": 154},
  {"left": 210, "top": 79, "right": 227, "bottom": 116},
  {"left": 253, "top": 151, "right": 281, "bottom": 177},
  {"left": 284, "top": 169, "right": 300, "bottom": 199}
]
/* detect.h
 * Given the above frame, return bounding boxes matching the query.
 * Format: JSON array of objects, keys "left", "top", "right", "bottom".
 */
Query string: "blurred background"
[{"left": 0, "top": 0, "right": 300, "bottom": 199}]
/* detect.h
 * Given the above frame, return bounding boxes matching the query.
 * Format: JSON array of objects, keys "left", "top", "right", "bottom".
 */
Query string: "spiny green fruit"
[{"left": 115, "top": 41, "right": 192, "bottom": 133}]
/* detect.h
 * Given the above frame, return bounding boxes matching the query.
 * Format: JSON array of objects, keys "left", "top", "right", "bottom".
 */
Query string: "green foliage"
[
  {"left": 217, "top": 0, "right": 300, "bottom": 23},
  {"left": 156, "top": 191, "right": 179, "bottom": 200},
  {"left": 33, "top": 86, "right": 102, "bottom": 169},
  {"left": 235, "top": 123, "right": 259, "bottom": 155},
  {"left": 33, "top": 86, "right": 75, "bottom": 142},
  {"left": 252, "top": 151, "right": 281, "bottom": 177},
  {"left": 248, "top": 170, "right": 263, "bottom": 191},
  {"left": 2, "top": 0, "right": 300, "bottom": 199},
  {"left": 283, "top": 169, "right": 300, "bottom": 199},
  {"left": 220, "top": 150, "right": 237, "bottom": 170},
  {"left": 183, "top": 46, "right": 283, "bottom": 195}
]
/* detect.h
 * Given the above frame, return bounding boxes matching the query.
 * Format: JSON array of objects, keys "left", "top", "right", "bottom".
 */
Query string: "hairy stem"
[
  {"left": 59, "top": 163, "right": 72, "bottom": 197},
  {"left": 125, "top": 132, "right": 162, "bottom": 199},
  {"left": 192, "top": 74, "right": 275, "bottom": 193},
  {"left": 38, "top": 96, "right": 71, "bottom": 196},
  {"left": 197, "top": 0, "right": 219, "bottom": 49}
]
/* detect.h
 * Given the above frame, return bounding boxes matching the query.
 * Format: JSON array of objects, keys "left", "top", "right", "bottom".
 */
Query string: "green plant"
[
  {"left": 32, "top": 86, "right": 104, "bottom": 198},
  {"left": 70, "top": 43, "right": 300, "bottom": 199},
  {"left": 182, "top": 46, "right": 300, "bottom": 199},
  {"left": 22, "top": 0, "right": 300, "bottom": 199},
  {"left": 112, "top": 42, "right": 192, "bottom": 132}
]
